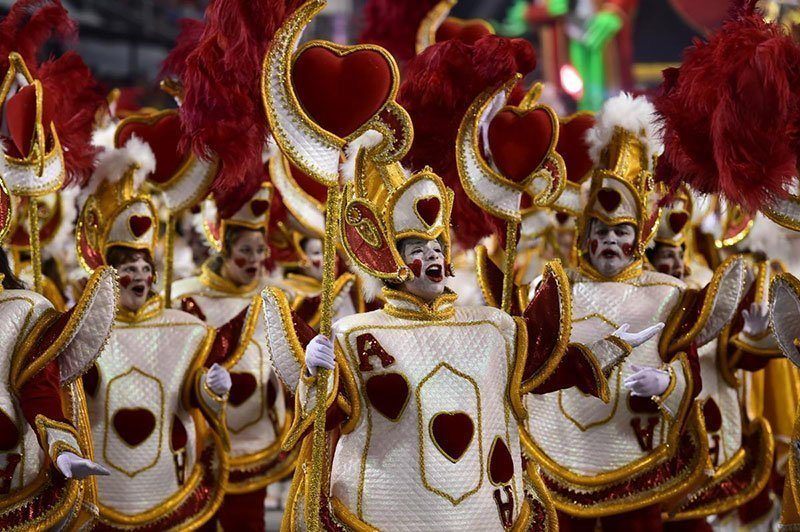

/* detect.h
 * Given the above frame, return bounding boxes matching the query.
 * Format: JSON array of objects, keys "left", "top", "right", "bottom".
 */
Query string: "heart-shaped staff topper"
[
  {"left": 115, "top": 110, "right": 186, "bottom": 185},
  {"left": 488, "top": 106, "right": 557, "bottom": 184},
  {"left": 436, "top": 17, "right": 494, "bottom": 45}
]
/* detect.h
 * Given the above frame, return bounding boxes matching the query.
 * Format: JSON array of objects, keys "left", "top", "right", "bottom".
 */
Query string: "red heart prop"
[
  {"left": 292, "top": 46, "right": 393, "bottom": 138},
  {"left": 668, "top": 212, "right": 689, "bottom": 234},
  {"left": 128, "top": 216, "right": 152, "bottom": 238},
  {"left": 415, "top": 197, "right": 441, "bottom": 227},
  {"left": 555, "top": 212, "right": 570, "bottom": 226},
  {"left": 435, "top": 18, "right": 493, "bottom": 45},
  {"left": 430, "top": 411, "right": 474, "bottom": 462},
  {"left": 229, "top": 372, "right": 258, "bottom": 407},
  {"left": 113, "top": 408, "right": 156, "bottom": 447},
  {"left": 597, "top": 188, "right": 622, "bottom": 213},
  {"left": 488, "top": 108, "right": 555, "bottom": 183},
  {"left": 366, "top": 373, "right": 410, "bottom": 421},
  {"left": 5, "top": 85, "right": 56, "bottom": 158},
  {"left": 250, "top": 200, "right": 270, "bottom": 218},
  {"left": 556, "top": 113, "right": 595, "bottom": 183},
  {"left": 116, "top": 112, "right": 186, "bottom": 184},
  {"left": 171, "top": 415, "right": 188, "bottom": 450},
  {"left": 488, "top": 437, "right": 514, "bottom": 485}
]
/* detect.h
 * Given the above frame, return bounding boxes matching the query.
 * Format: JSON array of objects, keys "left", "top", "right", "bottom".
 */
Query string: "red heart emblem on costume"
[
  {"left": 116, "top": 112, "right": 186, "bottom": 184},
  {"left": 702, "top": 398, "right": 722, "bottom": 432},
  {"left": 668, "top": 212, "right": 689, "bottom": 234},
  {"left": 229, "top": 372, "right": 258, "bottom": 407},
  {"left": 292, "top": 45, "right": 393, "bottom": 138},
  {"left": 488, "top": 108, "right": 556, "bottom": 183},
  {"left": 0, "top": 409, "right": 20, "bottom": 451},
  {"left": 557, "top": 113, "right": 595, "bottom": 183},
  {"left": 555, "top": 212, "right": 570, "bottom": 226},
  {"left": 171, "top": 415, "right": 188, "bottom": 451},
  {"left": 430, "top": 411, "right": 474, "bottom": 462},
  {"left": 365, "top": 373, "right": 410, "bottom": 421},
  {"left": 415, "top": 197, "right": 441, "bottom": 227},
  {"left": 5, "top": 84, "right": 56, "bottom": 158},
  {"left": 128, "top": 216, "right": 152, "bottom": 238},
  {"left": 488, "top": 437, "right": 514, "bottom": 485},
  {"left": 113, "top": 408, "right": 156, "bottom": 447},
  {"left": 435, "top": 18, "right": 493, "bottom": 45},
  {"left": 597, "top": 188, "right": 622, "bottom": 213},
  {"left": 250, "top": 200, "right": 270, "bottom": 217}
]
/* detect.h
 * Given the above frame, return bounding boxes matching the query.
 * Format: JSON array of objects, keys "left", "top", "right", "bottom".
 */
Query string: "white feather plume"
[
  {"left": 83, "top": 135, "right": 156, "bottom": 200},
  {"left": 586, "top": 93, "right": 663, "bottom": 171},
  {"left": 91, "top": 121, "right": 118, "bottom": 151},
  {"left": 352, "top": 260, "right": 385, "bottom": 303},
  {"left": 340, "top": 129, "right": 384, "bottom": 183},
  {"left": 43, "top": 186, "right": 79, "bottom": 261}
]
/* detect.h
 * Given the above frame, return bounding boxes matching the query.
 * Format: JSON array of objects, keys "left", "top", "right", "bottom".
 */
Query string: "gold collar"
[
  {"left": 577, "top": 254, "right": 643, "bottom": 283},
  {"left": 382, "top": 288, "right": 457, "bottom": 321},
  {"left": 282, "top": 273, "right": 322, "bottom": 297},
  {"left": 117, "top": 294, "right": 163, "bottom": 323},
  {"left": 199, "top": 258, "right": 259, "bottom": 296}
]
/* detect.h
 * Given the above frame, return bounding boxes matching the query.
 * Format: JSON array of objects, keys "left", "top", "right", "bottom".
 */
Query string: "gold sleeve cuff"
[
  {"left": 731, "top": 330, "right": 782, "bottom": 357},
  {"left": 193, "top": 368, "right": 230, "bottom": 451},
  {"left": 35, "top": 415, "right": 82, "bottom": 464}
]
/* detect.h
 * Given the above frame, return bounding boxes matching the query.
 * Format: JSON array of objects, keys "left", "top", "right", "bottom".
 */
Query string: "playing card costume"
[
  {"left": 0, "top": 2, "right": 118, "bottom": 528},
  {"left": 259, "top": 4, "right": 639, "bottom": 529},
  {"left": 522, "top": 94, "right": 746, "bottom": 527},
  {"left": 74, "top": 139, "right": 229, "bottom": 530}
]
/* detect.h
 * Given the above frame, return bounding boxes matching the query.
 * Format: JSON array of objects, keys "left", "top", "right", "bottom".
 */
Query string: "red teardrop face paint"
[
  {"left": 119, "top": 275, "right": 132, "bottom": 288},
  {"left": 234, "top": 257, "right": 247, "bottom": 268},
  {"left": 621, "top": 243, "right": 634, "bottom": 257},
  {"left": 409, "top": 259, "right": 422, "bottom": 278},
  {"left": 589, "top": 239, "right": 599, "bottom": 255},
  {"left": 145, "top": 275, "right": 153, "bottom": 286}
]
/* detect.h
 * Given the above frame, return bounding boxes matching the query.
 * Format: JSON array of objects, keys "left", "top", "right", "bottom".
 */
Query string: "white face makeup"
[
  {"left": 222, "top": 230, "right": 267, "bottom": 286},
  {"left": 301, "top": 237, "right": 323, "bottom": 281},
  {"left": 652, "top": 243, "right": 685, "bottom": 279},
  {"left": 116, "top": 255, "right": 153, "bottom": 312},
  {"left": 399, "top": 237, "right": 446, "bottom": 302},
  {"left": 587, "top": 219, "right": 637, "bottom": 278}
]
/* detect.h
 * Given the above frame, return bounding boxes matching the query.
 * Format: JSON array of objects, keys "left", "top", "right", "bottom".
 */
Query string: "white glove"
[
  {"left": 612, "top": 323, "right": 665, "bottom": 348},
  {"left": 55, "top": 452, "right": 110, "bottom": 479},
  {"left": 742, "top": 302, "right": 770, "bottom": 337},
  {"left": 205, "top": 363, "right": 232, "bottom": 396},
  {"left": 623, "top": 364, "right": 671, "bottom": 397},
  {"left": 305, "top": 335, "right": 335, "bottom": 376}
]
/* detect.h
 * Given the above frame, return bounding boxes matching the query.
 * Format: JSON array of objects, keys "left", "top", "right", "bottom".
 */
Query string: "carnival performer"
[
  {"left": 74, "top": 138, "right": 232, "bottom": 530},
  {"left": 0, "top": 1, "right": 120, "bottom": 527},
  {"left": 522, "top": 94, "right": 747, "bottom": 529}
]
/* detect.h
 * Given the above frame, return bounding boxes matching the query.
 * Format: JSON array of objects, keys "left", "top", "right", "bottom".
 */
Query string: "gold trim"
[
  {"left": 198, "top": 259, "right": 260, "bottom": 296},
  {"left": 116, "top": 294, "right": 164, "bottom": 324},
  {"left": 415, "top": 0, "right": 457, "bottom": 54},
  {"left": 556, "top": 366, "right": 621, "bottom": 431},
  {"left": 382, "top": 287, "right": 458, "bottom": 321}
]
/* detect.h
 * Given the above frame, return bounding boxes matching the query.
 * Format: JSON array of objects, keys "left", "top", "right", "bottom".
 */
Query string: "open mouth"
[
  {"left": 425, "top": 264, "right": 444, "bottom": 283},
  {"left": 131, "top": 285, "right": 146, "bottom": 297},
  {"left": 600, "top": 249, "right": 620, "bottom": 259},
  {"left": 245, "top": 266, "right": 258, "bottom": 276}
]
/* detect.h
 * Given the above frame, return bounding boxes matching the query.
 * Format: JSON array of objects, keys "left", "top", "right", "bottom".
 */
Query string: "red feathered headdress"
[
  {"left": 399, "top": 36, "right": 537, "bottom": 248},
  {"left": 0, "top": 0, "right": 104, "bottom": 187},
  {"left": 359, "top": 0, "right": 442, "bottom": 65},
  {"left": 655, "top": 0, "right": 800, "bottom": 213}
]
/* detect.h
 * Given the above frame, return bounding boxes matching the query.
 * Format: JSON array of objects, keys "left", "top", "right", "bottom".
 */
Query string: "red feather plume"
[
  {"left": 160, "top": 18, "right": 204, "bottom": 82},
  {"left": 0, "top": 0, "right": 104, "bottom": 187},
  {"left": 399, "top": 36, "right": 536, "bottom": 248},
  {"left": 654, "top": 0, "right": 800, "bottom": 212},
  {"left": 359, "top": 0, "right": 441, "bottom": 65}
]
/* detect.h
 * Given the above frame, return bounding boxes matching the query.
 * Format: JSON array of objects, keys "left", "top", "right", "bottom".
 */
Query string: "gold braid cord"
[{"left": 28, "top": 198, "right": 43, "bottom": 293}]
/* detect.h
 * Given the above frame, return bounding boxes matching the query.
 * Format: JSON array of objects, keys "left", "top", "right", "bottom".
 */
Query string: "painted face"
[
  {"left": 116, "top": 255, "right": 153, "bottom": 312},
  {"left": 587, "top": 219, "right": 637, "bottom": 278},
  {"left": 399, "top": 237, "right": 446, "bottom": 302},
  {"left": 652, "top": 243, "right": 685, "bottom": 279},
  {"left": 223, "top": 230, "right": 267, "bottom": 286},
  {"left": 301, "top": 237, "right": 323, "bottom": 281}
]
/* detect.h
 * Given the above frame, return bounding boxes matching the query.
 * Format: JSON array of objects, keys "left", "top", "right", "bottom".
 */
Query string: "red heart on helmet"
[
  {"left": 597, "top": 188, "right": 622, "bottom": 213},
  {"left": 557, "top": 113, "right": 595, "bottom": 183},
  {"left": 668, "top": 211, "right": 689, "bottom": 234},
  {"left": 435, "top": 18, "right": 493, "bottom": 45},
  {"left": 488, "top": 107, "right": 556, "bottom": 184},
  {"left": 113, "top": 408, "right": 156, "bottom": 447},
  {"left": 415, "top": 197, "right": 441, "bottom": 227},
  {"left": 430, "top": 411, "right": 474, "bottom": 462},
  {"left": 116, "top": 111, "right": 186, "bottom": 184},
  {"left": 292, "top": 45, "right": 394, "bottom": 139},
  {"left": 250, "top": 200, "right": 270, "bottom": 217},
  {"left": 128, "top": 215, "right": 152, "bottom": 238}
]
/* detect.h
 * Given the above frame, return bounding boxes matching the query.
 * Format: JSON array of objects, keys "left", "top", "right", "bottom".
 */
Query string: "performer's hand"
[
  {"left": 546, "top": 0, "right": 569, "bottom": 17},
  {"left": 206, "top": 363, "right": 232, "bottom": 396},
  {"left": 585, "top": 10, "right": 623, "bottom": 51},
  {"left": 306, "top": 335, "right": 335, "bottom": 376},
  {"left": 623, "top": 365, "right": 671, "bottom": 397},
  {"left": 742, "top": 302, "right": 770, "bottom": 337},
  {"left": 612, "top": 323, "right": 665, "bottom": 348},
  {"left": 55, "top": 452, "right": 110, "bottom": 479}
]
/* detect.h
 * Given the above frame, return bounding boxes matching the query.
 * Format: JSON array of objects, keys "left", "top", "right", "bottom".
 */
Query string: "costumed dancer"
[
  {"left": 260, "top": 3, "right": 661, "bottom": 529},
  {"left": 646, "top": 191, "right": 778, "bottom": 529},
  {"left": 162, "top": 2, "right": 302, "bottom": 528},
  {"left": 74, "top": 137, "right": 232, "bottom": 530},
  {"left": 522, "top": 94, "right": 747, "bottom": 529},
  {"left": 0, "top": 0, "right": 119, "bottom": 528},
  {"left": 654, "top": 1, "right": 800, "bottom": 527}
]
